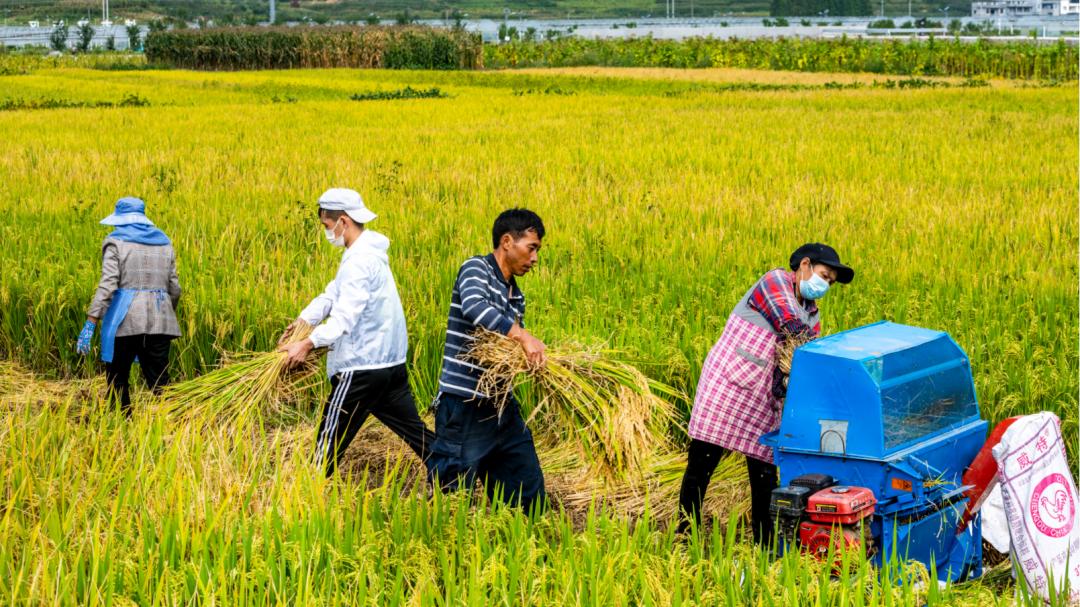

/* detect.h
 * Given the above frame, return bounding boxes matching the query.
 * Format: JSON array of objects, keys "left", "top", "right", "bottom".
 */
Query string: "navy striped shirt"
[{"left": 438, "top": 253, "right": 526, "bottom": 400}]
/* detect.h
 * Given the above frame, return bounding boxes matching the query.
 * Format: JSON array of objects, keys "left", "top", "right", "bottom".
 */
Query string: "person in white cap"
[
  {"left": 278, "top": 188, "right": 433, "bottom": 477},
  {"left": 77, "top": 196, "right": 182, "bottom": 414}
]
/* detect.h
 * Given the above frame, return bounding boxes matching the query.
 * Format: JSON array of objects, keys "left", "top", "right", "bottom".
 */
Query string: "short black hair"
[
  {"left": 318, "top": 208, "right": 353, "bottom": 224},
  {"left": 492, "top": 208, "right": 545, "bottom": 249}
]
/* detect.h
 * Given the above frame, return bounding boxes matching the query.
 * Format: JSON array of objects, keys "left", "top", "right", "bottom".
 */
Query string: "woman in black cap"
[{"left": 677, "top": 243, "right": 853, "bottom": 544}]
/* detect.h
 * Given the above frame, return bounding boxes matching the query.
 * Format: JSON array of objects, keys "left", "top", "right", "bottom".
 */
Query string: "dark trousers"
[
  {"left": 428, "top": 392, "right": 546, "bottom": 514},
  {"left": 314, "top": 364, "right": 434, "bottom": 478},
  {"left": 677, "top": 439, "right": 778, "bottom": 545},
  {"left": 105, "top": 334, "right": 172, "bottom": 414}
]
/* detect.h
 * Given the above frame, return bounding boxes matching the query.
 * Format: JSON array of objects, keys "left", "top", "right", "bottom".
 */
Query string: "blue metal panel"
[
  {"left": 797, "top": 320, "right": 942, "bottom": 362},
  {"left": 875, "top": 507, "right": 984, "bottom": 582},
  {"left": 764, "top": 418, "right": 987, "bottom": 511},
  {"left": 777, "top": 321, "right": 983, "bottom": 460},
  {"left": 779, "top": 350, "right": 884, "bottom": 458}
]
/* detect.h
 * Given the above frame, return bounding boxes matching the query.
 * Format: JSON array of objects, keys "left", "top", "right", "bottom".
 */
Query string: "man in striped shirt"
[{"left": 429, "top": 208, "right": 547, "bottom": 513}]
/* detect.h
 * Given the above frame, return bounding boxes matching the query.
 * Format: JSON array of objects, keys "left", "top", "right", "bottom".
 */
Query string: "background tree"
[
  {"left": 127, "top": 24, "right": 142, "bottom": 51},
  {"left": 49, "top": 22, "right": 69, "bottom": 52},
  {"left": 76, "top": 23, "right": 95, "bottom": 52}
]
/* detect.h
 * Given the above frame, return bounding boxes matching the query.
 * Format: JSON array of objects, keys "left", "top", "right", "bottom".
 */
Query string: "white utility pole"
[
  {"left": 270, "top": 0, "right": 276, "bottom": 24},
  {"left": 102, "top": 0, "right": 109, "bottom": 22}
]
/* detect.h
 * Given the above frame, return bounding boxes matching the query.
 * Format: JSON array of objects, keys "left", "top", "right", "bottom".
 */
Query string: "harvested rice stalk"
[
  {"left": 774, "top": 331, "right": 817, "bottom": 393},
  {"left": 338, "top": 423, "right": 431, "bottom": 492},
  {"left": 774, "top": 331, "right": 817, "bottom": 376},
  {"left": 464, "top": 329, "right": 685, "bottom": 482},
  {"left": 545, "top": 442, "right": 750, "bottom": 524},
  {"left": 0, "top": 360, "right": 106, "bottom": 415},
  {"left": 327, "top": 421, "right": 747, "bottom": 527},
  {"left": 155, "top": 322, "right": 323, "bottom": 430}
]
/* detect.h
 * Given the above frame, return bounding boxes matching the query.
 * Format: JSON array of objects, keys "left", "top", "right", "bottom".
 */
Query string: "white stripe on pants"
[{"left": 315, "top": 371, "right": 353, "bottom": 470}]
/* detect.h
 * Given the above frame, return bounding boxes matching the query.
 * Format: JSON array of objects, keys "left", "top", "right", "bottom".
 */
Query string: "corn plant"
[
  {"left": 484, "top": 36, "right": 1080, "bottom": 80},
  {"left": 144, "top": 26, "right": 483, "bottom": 71}
]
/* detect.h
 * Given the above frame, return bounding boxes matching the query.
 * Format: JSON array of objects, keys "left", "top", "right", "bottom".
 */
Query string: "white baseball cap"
[{"left": 317, "top": 188, "right": 377, "bottom": 224}]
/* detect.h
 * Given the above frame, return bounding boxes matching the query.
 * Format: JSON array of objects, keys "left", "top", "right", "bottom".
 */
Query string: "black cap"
[{"left": 789, "top": 243, "right": 854, "bottom": 284}]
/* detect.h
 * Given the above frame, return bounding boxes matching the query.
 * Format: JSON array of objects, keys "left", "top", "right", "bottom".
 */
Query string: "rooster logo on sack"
[
  {"left": 1041, "top": 490, "right": 1068, "bottom": 524},
  {"left": 1031, "top": 473, "right": 1076, "bottom": 538}
]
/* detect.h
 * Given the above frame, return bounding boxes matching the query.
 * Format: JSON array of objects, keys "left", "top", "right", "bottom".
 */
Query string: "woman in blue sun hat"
[{"left": 77, "top": 197, "right": 182, "bottom": 414}]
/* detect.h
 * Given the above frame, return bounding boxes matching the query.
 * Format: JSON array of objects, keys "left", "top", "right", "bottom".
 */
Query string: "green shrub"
[{"left": 350, "top": 86, "right": 448, "bottom": 100}]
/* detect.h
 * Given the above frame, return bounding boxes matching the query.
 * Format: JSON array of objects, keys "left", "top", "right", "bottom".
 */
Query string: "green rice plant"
[
  {"left": 0, "top": 93, "right": 150, "bottom": 111},
  {"left": 0, "top": 63, "right": 1074, "bottom": 604},
  {"left": 0, "top": 66, "right": 1072, "bottom": 461},
  {"left": 0, "top": 379, "right": 1067, "bottom": 604}
]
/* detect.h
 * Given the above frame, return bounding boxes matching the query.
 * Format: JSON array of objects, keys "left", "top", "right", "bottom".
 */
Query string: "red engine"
[
  {"left": 797, "top": 486, "right": 877, "bottom": 563},
  {"left": 798, "top": 522, "right": 866, "bottom": 561}
]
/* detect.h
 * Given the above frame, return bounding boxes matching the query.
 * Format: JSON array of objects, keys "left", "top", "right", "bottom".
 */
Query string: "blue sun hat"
[
  {"left": 101, "top": 197, "right": 170, "bottom": 246},
  {"left": 100, "top": 197, "right": 156, "bottom": 226}
]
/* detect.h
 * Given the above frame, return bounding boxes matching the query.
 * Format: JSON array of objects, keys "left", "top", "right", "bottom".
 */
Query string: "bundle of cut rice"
[
  {"left": 155, "top": 323, "right": 322, "bottom": 430},
  {"left": 463, "top": 329, "right": 685, "bottom": 482},
  {"left": 774, "top": 331, "right": 817, "bottom": 392}
]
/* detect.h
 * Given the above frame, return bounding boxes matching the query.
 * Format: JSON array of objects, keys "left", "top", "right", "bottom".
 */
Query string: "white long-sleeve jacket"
[{"left": 300, "top": 230, "right": 408, "bottom": 378}]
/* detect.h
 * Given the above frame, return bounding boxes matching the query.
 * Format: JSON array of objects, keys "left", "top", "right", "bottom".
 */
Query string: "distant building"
[
  {"left": 1044, "top": 0, "right": 1080, "bottom": 14},
  {"left": 972, "top": 0, "right": 1079, "bottom": 15}
]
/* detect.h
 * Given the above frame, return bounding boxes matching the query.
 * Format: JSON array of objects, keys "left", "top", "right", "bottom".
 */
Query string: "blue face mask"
[{"left": 800, "top": 271, "right": 830, "bottom": 301}]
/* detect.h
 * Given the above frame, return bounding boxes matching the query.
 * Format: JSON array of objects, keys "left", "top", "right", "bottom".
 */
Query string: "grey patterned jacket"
[{"left": 87, "top": 237, "right": 182, "bottom": 337}]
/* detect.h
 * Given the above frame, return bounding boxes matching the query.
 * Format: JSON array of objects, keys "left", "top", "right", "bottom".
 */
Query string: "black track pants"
[{"left": 314, "top": 364, "right": 434, "bottom": 478}]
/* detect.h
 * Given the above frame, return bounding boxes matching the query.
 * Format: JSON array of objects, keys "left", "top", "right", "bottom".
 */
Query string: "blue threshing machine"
[{"left": 761, "top": 321, "right": 988, "bottom": 581}]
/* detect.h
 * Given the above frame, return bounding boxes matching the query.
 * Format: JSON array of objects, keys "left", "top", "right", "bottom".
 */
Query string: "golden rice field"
[{"left": 0, "top": 65, "right": 1076, "bottom": 605}]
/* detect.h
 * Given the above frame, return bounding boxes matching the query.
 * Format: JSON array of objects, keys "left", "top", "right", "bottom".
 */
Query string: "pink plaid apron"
[{"left": 687, "top": 312, "right": 780, "bottom": 463}]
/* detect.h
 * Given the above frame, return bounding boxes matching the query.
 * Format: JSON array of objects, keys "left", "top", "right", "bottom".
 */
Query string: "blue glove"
[{"left": 76, "top": 320, "right": 95, "bottom": 355}]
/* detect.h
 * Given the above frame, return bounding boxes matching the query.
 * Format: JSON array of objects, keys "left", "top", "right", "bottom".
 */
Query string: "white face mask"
[{"left": 324, "top": 218, "right": 345, "bottom": 248}]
